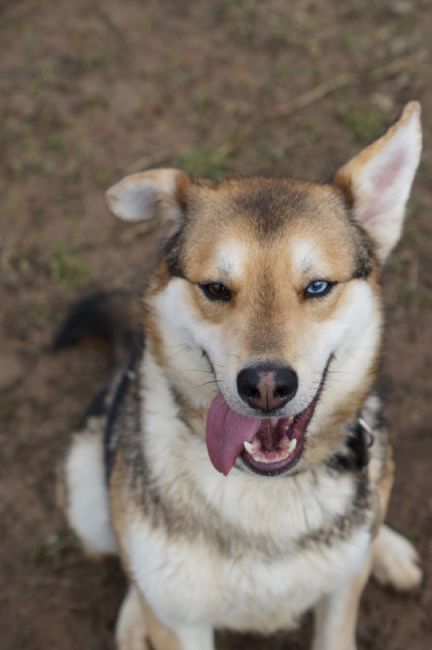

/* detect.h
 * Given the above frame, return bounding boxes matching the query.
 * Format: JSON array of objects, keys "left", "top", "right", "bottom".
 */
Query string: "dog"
[{"left": 60, "top": 102, "right": 423, "bottom": 650}]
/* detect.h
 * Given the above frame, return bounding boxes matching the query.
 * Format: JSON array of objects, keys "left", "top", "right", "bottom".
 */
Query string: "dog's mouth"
[
  {"left": 240, "top": 402, "right": 315, "bottom": 476},
  {"left": 205, "top": 394, "right": 318, "bottom": 477},
  {"left": 205, "top": 380, "right": 326, "bottom": 477}
]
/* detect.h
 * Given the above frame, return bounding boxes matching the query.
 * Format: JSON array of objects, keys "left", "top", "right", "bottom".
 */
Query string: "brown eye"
[{"left": 200, "top": 282, "right": 232, "bottom": 302}]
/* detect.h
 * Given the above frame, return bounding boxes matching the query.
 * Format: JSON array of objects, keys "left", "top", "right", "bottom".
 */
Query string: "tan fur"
[
  {"left": 141, "top": 598, "right": 182, "bottom": 650},
  {"left": 313, "top": 552, "right": 373, "bottom": 650},
  {"left": 373, "top": 447, "right": 395, "bottom": 536}
]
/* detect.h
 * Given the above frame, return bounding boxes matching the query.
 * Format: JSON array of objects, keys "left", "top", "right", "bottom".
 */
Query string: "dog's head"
[{"left": 107, "top": 103, "right": 422, "bottom": 477}]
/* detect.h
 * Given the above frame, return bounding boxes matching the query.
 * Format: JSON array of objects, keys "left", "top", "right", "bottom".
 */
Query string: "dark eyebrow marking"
[
  {"left": 353, "top": 256, "right": 373, "bottom": 280},
  {"left": 352, "top": 231, "right": 375, "bottom": 280}
]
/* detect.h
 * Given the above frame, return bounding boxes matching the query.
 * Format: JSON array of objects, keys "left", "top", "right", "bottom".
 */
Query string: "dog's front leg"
[
  {"left": 116, "top": 585, "right": 214, "bottom": 650},
  {"left": 312, "top": 553, "right": 372, "bottom": 650},
  {"left": 168, "top": 622, "right": 214, "bottom": 650},
  {"left": 116, "top": 586, "right": 151, "bottom": 650}
]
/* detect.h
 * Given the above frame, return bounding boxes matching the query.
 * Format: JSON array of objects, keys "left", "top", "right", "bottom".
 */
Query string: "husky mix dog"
[{"left": 61, "top": 102, "right": 423, "bottom": 650}]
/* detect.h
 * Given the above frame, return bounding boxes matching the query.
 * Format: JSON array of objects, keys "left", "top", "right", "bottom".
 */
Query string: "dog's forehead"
[
  {"left": 213, "top": 233, "right": 341, "bottom": 283},
  {"left": 189, "top": 177, "right": 347, "bottom": 231},
  {"left": 183, "top": 178, "right": 357, "bottom": 278}
]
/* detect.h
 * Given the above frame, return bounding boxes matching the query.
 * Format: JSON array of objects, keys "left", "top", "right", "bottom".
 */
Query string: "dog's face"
[{"left": 107, "top": 103, "right": 421, "bottom": 476}]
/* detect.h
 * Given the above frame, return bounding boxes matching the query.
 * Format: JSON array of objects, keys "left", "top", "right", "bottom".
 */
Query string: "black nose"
[{"left": 236, "top": 364, "right": 298, "bottom": 412}]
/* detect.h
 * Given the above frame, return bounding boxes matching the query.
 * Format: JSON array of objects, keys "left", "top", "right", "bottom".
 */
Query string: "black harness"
[
  {"left": 331, "top": 414, "right": 375, "bottom": 472},
  {"left": 104, "top": 336, "right": 144, "bottom": 481}
]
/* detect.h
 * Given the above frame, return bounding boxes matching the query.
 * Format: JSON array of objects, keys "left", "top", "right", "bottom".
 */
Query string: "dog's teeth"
[
  {"left": 288, "top": 438, "right": 297, "bottom": 454},
  {"left": 243, "top": 441, "right": 255, "bottom": 454}
]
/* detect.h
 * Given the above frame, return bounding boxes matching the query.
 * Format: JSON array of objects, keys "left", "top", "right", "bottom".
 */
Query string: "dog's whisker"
[{"left": 190, "top": 379, "right": 221, "bottom": 390}]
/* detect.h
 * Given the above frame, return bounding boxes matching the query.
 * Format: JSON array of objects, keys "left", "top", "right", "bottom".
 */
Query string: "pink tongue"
[{"left": 205, "top": 393, "right": 261, "bottom": 475}]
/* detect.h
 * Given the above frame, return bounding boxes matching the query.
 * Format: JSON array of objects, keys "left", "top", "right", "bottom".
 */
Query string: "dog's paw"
[{"left": 372, "top": 524, "right": 422, "bottom": 592}]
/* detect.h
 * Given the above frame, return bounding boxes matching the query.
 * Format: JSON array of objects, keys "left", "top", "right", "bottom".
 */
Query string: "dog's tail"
[{"left": 54, "top": 290, "right": 142, "bottom": 365}]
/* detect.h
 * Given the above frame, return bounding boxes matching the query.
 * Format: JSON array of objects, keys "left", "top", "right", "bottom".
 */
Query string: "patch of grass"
[
  {"left": 16, "top": 426, "right": 30, "bottom": 448},
  {"left": 254, "top": 134, "right": 287, "bottom": 164},
  {"left": 2, "top": 118, "right": 29, "bottom": 148},
  {"left": 30, "top": 300, "right": 60, "bottom": 326},
  {"left": 407, "top": 387, "right": 428, "bottom": 408},
  {"left": 267, "top": 59, "right": 294, "bottom": 83},
  {"left": 0, "top": 248, "right": 36, "bottom": 286},
  {"left": 161, "top": 62, "right": 192, "bottom": 85},
  {"left": 17, "top": 256, "right": 31, "bottom": 278},
  {"left": 21, "top": 24, "right": 37, "bottom": 50},
  {"left": 221, "top": 0, "right": 258, "bottom": 45},
  {"left": 230, "top": 18, "right": 254, "bottom": 45},
  {"left": 63, "top": 197, "right": 85, "bottom": 217},
  {"left": 9, "top": 156, "right": 55, "bottom": 180},
  {"left": 337, "top": 103, "right": 386, "bottom": 144},
  {"left": 192, "top": 93, "right": 215, "bottom": 118},
  {"left": 0, "top": 395, "right": 14, "bottom": 423},
  {"left": 94, "top": 168, "right": 111, "bottom": 188},
  {"left": 174, "top": 142, "right": 235, "bottom": 180},
  {"left": 83, "top": 50, "right": 110, "bottom": 71},
  {"left": 75, "top": 94, "right": 109, "bottom": 112},
  {"left": 397, "top": 282, "right": 432, "bottom": 307},
  {"left": 341, "top": 32, "right": 368, "bottom": 58},
  {"left": 271, "top": 19, "right": 303, "bottom": 49},
  {"left": 48, "top": 244, "right": 89, "bottom": 291},
  {"left": 30, "top": 100, "right": 64, "bottom": 131},
  {"left": 29, "top": 530, "right": 79, "bottom": 567},
  {"left": 43, "top": 131, "right": 69, "bottom": 162},
  {"left": 62, "top": 167, "right": 82, "bottom": 186}
]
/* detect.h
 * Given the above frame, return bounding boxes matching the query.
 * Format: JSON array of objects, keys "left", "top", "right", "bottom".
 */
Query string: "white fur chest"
[{"left": 124, "top": 510, "right": 370, "bottom": 633}]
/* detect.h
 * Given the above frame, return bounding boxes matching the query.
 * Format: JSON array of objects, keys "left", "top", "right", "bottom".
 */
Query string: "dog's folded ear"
[
  {"left": 106, "top": 168, "right": 189, "bottom": 226},
  {"left": 334, "top": 101, "right": 422, "bottom": 263}
]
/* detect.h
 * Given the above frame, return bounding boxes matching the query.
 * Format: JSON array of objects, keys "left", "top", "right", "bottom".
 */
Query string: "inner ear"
[
  {"left": 106, "top": 168, "right": 190, "bottom": 224},
  {"left": 333, "top": 102, "right": 422, "bottom": 263}
]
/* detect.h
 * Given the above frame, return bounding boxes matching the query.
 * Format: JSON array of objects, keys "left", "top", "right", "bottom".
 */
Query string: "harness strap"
[
  {"left": 104, "top": 335, "right": 145, "bottom": 481},
  {"left": 329, "top": 409, "right": 376, "bottom": 473}
]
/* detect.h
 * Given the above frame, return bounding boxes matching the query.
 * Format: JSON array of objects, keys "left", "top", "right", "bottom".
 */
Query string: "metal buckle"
[{"left": 357, "top": 416, "right": 374, "bottom": 448}]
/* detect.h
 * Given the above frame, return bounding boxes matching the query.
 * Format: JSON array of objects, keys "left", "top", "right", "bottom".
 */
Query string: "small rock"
[{"left": 370, "top": 92, "right": 395, "bottom": 113}]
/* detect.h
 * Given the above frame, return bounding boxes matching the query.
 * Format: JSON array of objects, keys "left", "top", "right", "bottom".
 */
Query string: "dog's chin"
[{"left": 238, "top": 394, "right": 318, "bottom": 477}]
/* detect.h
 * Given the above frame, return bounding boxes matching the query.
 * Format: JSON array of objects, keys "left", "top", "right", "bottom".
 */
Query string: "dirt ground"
[{"left": 1, "top": 1, "right": 431, "bottom": 648}]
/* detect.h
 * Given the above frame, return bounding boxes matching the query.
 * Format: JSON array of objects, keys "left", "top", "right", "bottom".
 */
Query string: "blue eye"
[{"left": 304, "top": 280, "right": 334, "bottom": 298}]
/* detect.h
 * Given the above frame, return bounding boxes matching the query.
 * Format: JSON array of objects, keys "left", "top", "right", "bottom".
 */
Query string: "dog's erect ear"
[
  {"left": 334, "top": 102, "right": 422, "bottom": 263},
  {"left": 106, "top": 168, "right": 189, "bottom": 225}
]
